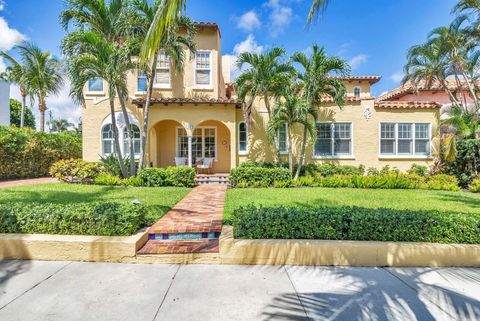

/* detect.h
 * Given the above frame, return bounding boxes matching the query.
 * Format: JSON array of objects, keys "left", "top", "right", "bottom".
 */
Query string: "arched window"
[
  {"left": 238, "top": 122, "right": 248, "bottom": 154},
  {"left": 123, "top": 124, "right": 141, "bottom": 155},
  {"left": 102, "top": 124, "right": 115, "bottom": 155},
  {"left": 353, "top": 87, "right": 361, "bottom": 98}
]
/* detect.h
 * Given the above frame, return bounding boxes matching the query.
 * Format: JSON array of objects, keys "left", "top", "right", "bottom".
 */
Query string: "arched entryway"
[
  {"left": 149, "top": 119, "right": 186, "bottom": 168},
  {"left": 192, "top": 120, "right": 231, "bottom": 173}
]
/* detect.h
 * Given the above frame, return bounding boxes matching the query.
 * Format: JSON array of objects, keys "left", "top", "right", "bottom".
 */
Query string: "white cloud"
[
  {"left": 236, "top": 10, "right": 261, "bottom": 32},
  {"left": 349, "top": 54, "right": 368, "bottom": 70},
  {"left": 390, "top": 72, "right": 404, "bottom": 83},
  {"left": 0, "top": 18, "right": 25, "bottom": 51},
  {"left": 264, "top": 0, "right": 293, "bottom": 37},
  {"left": 233, "top": 34, "right": 264, "bottom": 55}
]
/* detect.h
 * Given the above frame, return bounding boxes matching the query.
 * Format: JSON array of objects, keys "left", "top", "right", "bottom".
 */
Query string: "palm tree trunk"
[
  {"left": 294, "top": 124, "right": 308, "bottom": 180},
  {"left": 439, "top": 78, "right": 461, "bottom": 107},
  {"left": 460, "top": 70, "right": 479, "bottom": 108},
  {"left": 20, "top": 87, "right": 27, "bottom": 128},
  {"left": 139, "top": 54, "right": 158, "bottom": 170},
  {"left": 109, "top": 97, "right": 128, "bottom": 178},
  {"left": 39, "top": 99, "right": 46, "bottom": 132},
  {"left": 453, "top": 71, "right": 468, "bottom": 111},
  {"left": 116, "top": 86, "right": 135, "bottom": 177},
  {"left": 287, "top": 132, "right": 294, "bottom": 174},
  {"left": 265, "top": 94, "right": 280, "bottom": 162}
]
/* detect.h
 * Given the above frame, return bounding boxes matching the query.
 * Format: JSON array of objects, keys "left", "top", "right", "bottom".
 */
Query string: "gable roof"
[
  {"left": 331, "top": 76, "right": 382, "bottom": 84},
  {"left": 374, "top": 101, "right": 441, "bottom": 109},
  {"left": 376, "top": 79, "right": 469, "bottom": 101}
]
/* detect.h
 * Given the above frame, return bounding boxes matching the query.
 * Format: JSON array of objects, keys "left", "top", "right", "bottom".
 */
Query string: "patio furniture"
[
  {"left": 196, "top": 157, "right": 214, "bottom": 174},
  {"left": 174, "top": 157, "right": 187, "bottom": 166}
]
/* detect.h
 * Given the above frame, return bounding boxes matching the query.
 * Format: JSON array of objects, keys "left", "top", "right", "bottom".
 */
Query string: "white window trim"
[
  {"left": 277, "top": 123, "right": 289, "bottom": 155},
  {"left": 100, "top": 113, "right": 141, "bottom": 159},
  {"left": 154, "top": 51, "right": 172, "bottom": 89},
  {"left": 353, "top": 86, "right": 361, "bottom": 98},
  {"left": 313, "top": 122, "right": 355, "bottom": 159},
  {"left": 238, "top": 121, "right": 249, "bottom": 155},
  {"left": 86, "top": 77, "right": 105, "bottom": 95},
  {"left": 194, "top": 50, "right": 213, "bottom": 89},
  {"left": 175, "top": 126, "right": 218, "bottom": 161},
  {"left": 101, "top": 124, "right": 115, "bottom": 156},
  {"left": 378, "top": 122, "right": 433, "bottom": 159}
]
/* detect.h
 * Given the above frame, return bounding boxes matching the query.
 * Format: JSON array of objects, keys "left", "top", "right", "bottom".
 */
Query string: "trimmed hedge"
[
  {"left": 50, "top": 159, "right": 104, "bottom": 183},
  {"left": 0, "top": 202, "right": 147, "bottom": 236},
  {"left": 231, "top": 205, "right": 480, "bottom": 244},
  {"left": 446, "top": 139, "right": 480, "bottom": 187},
  {"left": 229, "top": 167, "right": 292, "bottom": 187},
  {"left": 0, "top": 126, "right": 81, "bottom": 179},
  {"left": 137, "top": 167, "right": 195, "bottom": 187}
]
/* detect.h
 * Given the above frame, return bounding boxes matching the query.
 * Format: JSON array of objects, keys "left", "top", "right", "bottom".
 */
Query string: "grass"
[
  {"left": 0, "top": 183, "right": 191, "bottom": 225},
  {"left": 224, "top": 187, "right": 480, "bottom": 223}
]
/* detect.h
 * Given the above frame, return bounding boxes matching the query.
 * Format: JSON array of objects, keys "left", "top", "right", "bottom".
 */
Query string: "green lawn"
[
  {"left": 0, "top": 183, "right": 191, "bottom": 225},
  {"left": 225, "top": 187, "right": 480, "bottom": 223}
]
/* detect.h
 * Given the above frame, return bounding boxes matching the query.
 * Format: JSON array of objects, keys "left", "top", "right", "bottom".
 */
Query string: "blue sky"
[{"left": 0, "top": 0, "right": 458, "bottom": 125}]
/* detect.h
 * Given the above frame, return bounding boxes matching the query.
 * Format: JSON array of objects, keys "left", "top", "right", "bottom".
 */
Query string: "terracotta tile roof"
[
  {"left": 374, "top": 101, "right": 441, "bottom": 109},
  {"left": 194, "top": 22, "right": 219, "bottom": 28},
  {"left": 132, "top": 97, "right": 241, "bottom": 108},
  {"left": 376, "top": 79, "right": 470, "bottom": 101},
  {"left": 330, "top": 76, "right": 382, "bottom": 84}
]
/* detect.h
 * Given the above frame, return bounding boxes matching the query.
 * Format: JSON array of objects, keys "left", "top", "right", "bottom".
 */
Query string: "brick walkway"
[
  {"left": 0, "top": 177, "right": 58, "bottom": 189},
  {"left": 138, "top": 184, "right": 227, "bottom": 255}
]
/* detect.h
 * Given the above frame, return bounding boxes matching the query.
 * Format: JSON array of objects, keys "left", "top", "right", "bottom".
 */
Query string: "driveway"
[{"left": 0, "top": 260, "right": 478, "bottom": 321}]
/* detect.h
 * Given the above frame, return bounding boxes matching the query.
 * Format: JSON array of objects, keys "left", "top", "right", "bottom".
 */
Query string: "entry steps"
[{"left": 195, "top": 174, "right": 229, "bottom": 185}]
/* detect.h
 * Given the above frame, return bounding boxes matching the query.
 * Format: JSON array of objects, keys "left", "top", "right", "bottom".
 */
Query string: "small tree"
[{"left": 9, "top": 99, "right": 36, "bottom": 129}]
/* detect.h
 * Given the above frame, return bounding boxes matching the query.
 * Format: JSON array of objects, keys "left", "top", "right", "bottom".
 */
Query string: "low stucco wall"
[
  {"left": 219, "top": 226, "right": 480, "bottom": 267},
  {"left": 0, "top": 232, "right": 148, "bottom": 262}
]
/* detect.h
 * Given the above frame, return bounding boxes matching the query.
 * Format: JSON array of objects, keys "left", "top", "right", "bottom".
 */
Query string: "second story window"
[
  {"left": 156, "top": 51, "right": 171, "bottom": 88},
  {"left": 137, "top": 71, "right": 147, "bottom": 92},
  {"left": 88, "top": 77, "right": 103, "bottom": 92},
  {"left": 195, "top": 51, "right": 211, "bottom": 87},
  {"left": 353, "top": 87, "right": 361, "bottom": 98}
]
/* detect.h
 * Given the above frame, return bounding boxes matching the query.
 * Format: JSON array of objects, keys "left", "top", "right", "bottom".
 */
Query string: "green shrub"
[
  {"left": 138, "top": 168, "right": 167, "bottom": 187},
  {"left": 304, "top": 163, "right": 365, "bottom": 177},
  {"left": 165, "top": 166, "right": 196, "bottom": 187},
  {"left": 425, "top": 174, "right": 460, "bottom": 191},
  {"left": 229, "top": 167, "right": 292, "bottom": 187},
  {"left": 366, "top": 167, "right": 380, "bottom": 176},
  {"left": 445, "top": 139, "right": 480, "bottom": 187},
  {"left": 239, "top": 161, "right": 289, "bottom": 169},
  {"left": 408, "top": 164, "right": 429, "bottom": 177},
  {"left": 94, "top": 173, "right": 124, "bottom": 186},
  {"left": 468, "top": 178, "right": 480, "bottom": 193},
  {"left": 124, "top": 176, "right": 144, "bottom": 187},
  {"left": 50, "top": 159, "right": 104, "bottom": 183},
  {"left": 136, "top": 167, "right": 195, "bottom": 187},
  {"left": 231, "top": 205, "right": 480, "bottom": 244},
  {"left": 0, "top": 202, "right": 147, "bottom": 236},
  {"left": 0, "top": 126, "right": 81, "bottom": 179}
]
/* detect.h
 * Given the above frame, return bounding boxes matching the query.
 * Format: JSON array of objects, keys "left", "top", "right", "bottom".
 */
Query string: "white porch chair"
[
  {"left": 174, "top": 157, "right": 187, "bottom": 166},
  {"left": 196, "top": 157, "right": 214, "bottom": 174}
]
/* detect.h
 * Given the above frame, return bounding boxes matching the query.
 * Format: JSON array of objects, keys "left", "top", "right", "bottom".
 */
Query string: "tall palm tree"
[
  {"left": 61, "top": 0, "right": 137, "bottom": 175},
  {"left": 65, "top": 31, "right": 130, "bottom": 178},
  {"left": 19, "top": 43, "right": 63, "bottom": 132},
  {"left": 1, "top": 50, "right": 32, "bottom": 128},
  {"left": 291, "top": 45, "right": 349, "bottom": 179},
  {"left": 269, "top": 91, "right": 313, "bottom": 174},
  {"left": 235, "top": 48, "right": 294, "bottom": 123},
  {"left": 131, "top": 0, "right": 196, "bottom": 169},
  {"left": 308, "top": 0, "right": 330, "bottom": 25}
]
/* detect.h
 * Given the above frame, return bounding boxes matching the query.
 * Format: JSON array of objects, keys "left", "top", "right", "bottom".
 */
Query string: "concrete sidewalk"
[
  {"left": 0, "top": 260, "right": 478, "bottom": 321},
  {"left": 0, "top": 177, "right": 57, "bottom": 189}
]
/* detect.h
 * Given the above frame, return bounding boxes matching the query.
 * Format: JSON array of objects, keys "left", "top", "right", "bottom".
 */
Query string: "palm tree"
[
  {"left": 235, "top": 48, "right": 294, "bottom": 122},
  {"left": 308, "top": 0, "right": 330, "bottom": 25},
  {"left": 61, "top": 0, "right": 137, "bottom": 176},
  {"left": 65, "top": 31, "right": 130, "bottom": 178},
  {"left": 269, "top": 90, "right": 312, "bottom": 174},
  {"left": 1, "top": 50, "right": 32, "bottom": 128},
  {"left": 131, "top": 0, "right": 196, "bottom": 169},
  {"left": 50, "top": 119, "right": 74, "bottom": 132},
  {"left": 291, "top": 45, "right": 349, "bottom": 179},
  {"left": 19, "top": 43, "right": 63, "bottom": 132}
]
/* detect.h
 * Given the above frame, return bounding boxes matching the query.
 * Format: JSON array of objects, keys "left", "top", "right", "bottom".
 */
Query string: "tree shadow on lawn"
[{"left": 433, "top": 192, "right": 480, "bottom": 212}]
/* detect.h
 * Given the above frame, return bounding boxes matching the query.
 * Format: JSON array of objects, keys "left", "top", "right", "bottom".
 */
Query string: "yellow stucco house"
[{"left": 82, "top": 22, "right": 441, "bottom": 173}]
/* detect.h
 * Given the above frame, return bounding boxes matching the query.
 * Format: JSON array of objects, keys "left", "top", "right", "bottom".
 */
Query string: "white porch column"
[{"left": 187, "top": 135, "right": 193, "bottom": 167}]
